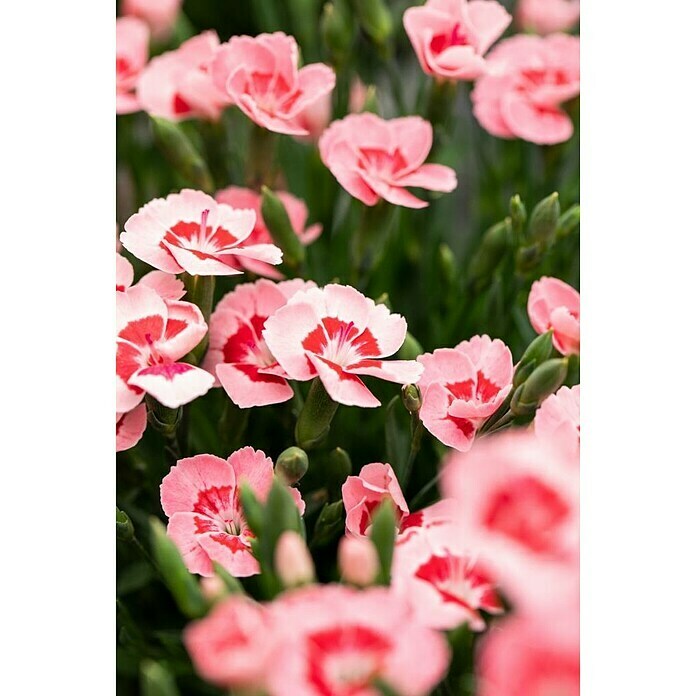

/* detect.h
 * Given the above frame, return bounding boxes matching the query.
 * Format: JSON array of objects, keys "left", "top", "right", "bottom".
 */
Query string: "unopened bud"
[
  {"left": 321, "top": 0, "right": 355, "bottom": 66},
  {"left": 276, "top": 447, "right": 309, "bottom": 485},
  {"left": 261, "top": 186, "right": 302, "bottom": 269},
  {"left": 513, "top": 331, "right": 554, "bottom": 389},
  {"left": 515, "top": 242, "right": 544, "bottom": 273},
  {"left": 511, "top": 358, "right": 568, "bottom": 416},
  {"left": 339, "top": 536, "right": 380, "bottom": 586},
  {"left": 557, "top": 204, "right": 580, "bottom": 238},
  {"left": 327, "top": 447, "right": 352, "bottom": 500},
  {"left": 275, "top": 530, "right": 315, "bottom": 588},
  {"left": 528, "top": 192, "right": 560, "bottom": 244},
  {"left": 146, "top": 395, "right": 181, "bottom": 438},
  {"left": 509, "top": 194, "right": 527, "bottom": 235},
  {"left": 200, "top": 575, "right": 226, "bottom": 603},
  {"left": 116, "top": 507, "right": 134, "bottom": 542},
  {"left": 438, "top": 243, "right": 457, "bottom": 287},
  {"left": 351, "top": 0, "right": 393, "bottom": 47},
  {"left": 401, "top": 384, "right": 422, "bottom": 413},
  {"left": 468, "top": 219, "right": 512, "bottom": 285},
  {"left": 397, "top": 332, "right": 423, "bottom": 360},
  {"left": 361, "top": 84, "right": 379, "bottom": 114}
]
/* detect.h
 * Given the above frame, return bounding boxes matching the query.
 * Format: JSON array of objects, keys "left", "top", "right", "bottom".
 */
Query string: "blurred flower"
[
  {"left": 342, "top": 463, "right": 410, "bottom": 536},
  {"left": 211, "top": 32, "right": 335, "bottom": 136},
  {"left": 319, "top": 113, "right": 457, "bottom": 208},
  {"left": 472, "top": 33, "right": 580, "bottom": 145},
  {"left": 116, "top": 253, "right": 185, "bottom": 299},
  {"left": 517, "top": 0, "right": 580, "bottom": 36},
  {"left": 417, "top": 334, "right": 514, "bottom": 452},
  {"left": 528, "top": 276, "right": 580, "bottom": 355},
  {"left": 535, "top": 384, "right": 580, "bottom": 460},
  {"left": 116, "top": 404, "right": 147, "bottom": 451},
  {"left": 116, "top": 284, "right": 213, "bottom": 410},
  {"left": 263, "top": 284, "right": 423, "bottom": 407},
  {"left": 398, "top": 498, "right": 458, "bottom": 542},
  {"left": 122, "top": 0, "right": 182, "bottom": 41},
  {"left": 202, "top": 279, "right": 315, "bottom": 408},
  {"left": 120, "top": 189, "right": 282, "bottom": 276},
  {"left": 160, "top": 447, "right": 305, "bottom": 577},
  {"left": 404, "top": 0, "right": 511, "bottom": 81},
  {"left": 338, "top": 536, "right": 380, "bottom": 586},
  {"left": 137, "top": 32, "right": 229, "bottom": 121},
  {"left": 275, "top": 531, "right": 315, "bottom": 587},
  {"left": 116, "top": 17, "right": 149, "bottom": 115},
  {"left": 215, "top": 186, "right": 322, "bottom": 278}
]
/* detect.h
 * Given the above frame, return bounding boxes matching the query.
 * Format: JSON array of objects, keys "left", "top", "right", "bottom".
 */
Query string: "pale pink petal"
[
  {"left": 216, "top": 363, "right": 294, "bottom": 408},
  {"left": 159, "top": 299, "right": 208, "bottom": 360},
  {"left": 308, "top": 353, "right": 380, "bottom": 408},
  {"left": 396, "top": 164, "right": 458, "bottom": 192},
  {"left": 227, "top": 447, "right": 275, "bottom": 502},
  {"left": 162, "top": 241, "right": 244, "bottom": 276},
  {"left": 116, "top": 404, "right": 147, "bottom": 451},
  {"left": 420, "top": 383, "right": 477, "bottom": 452},
  {"left": 502, "top": 91, "right": 574, "bottom": 145},
  {"left": 167, "top": 511, "right": 216, "bottom": 576},
  {"left": 137, "top": 270, "right": 186, "bottom": 300},
  {"left": 467, "top": 0, "right": 513, "bottom": 54},
  {"left": 116, "top": 253, "right": 134, "bottom": 291},
  {"left": 198, "top": 532, "right": 259, "bottom": 577},
  {"left": 129, "top": 362, "right": 214, "bottom": 408},
  {"left": 345, "top": 358, "right": 424, "bottom": 385}
]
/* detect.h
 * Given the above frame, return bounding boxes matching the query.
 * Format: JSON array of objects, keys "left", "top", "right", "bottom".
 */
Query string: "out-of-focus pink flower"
[
  {"left": 535, "top": 384, "right": 580, "bottom": 460},
  {"left": 137, "top": 32, "right": 229, "bottom": 121},
  {"left": 116, "top": 253, "right": 185, "bottom": 299},
  {"left": 275, "top": 531, "right": 315, "bottom": 587},
  {"left": 116, "top": 17, "right": 149, "bottom": 114},
  {"left": 517, "top": 0, "right": 580, "bottom": 36},
  {"left": 342, "top": 463, "right": 410, "bottom": 536},
  {"left": 202, "top": 278, "right": 315, "bottom": 408},
  {"left": 116, "top": 404, "right": 147, "bottom": 452},
  {"left": 184, "top": 595, "right": 276, "bottom": 690},
  {"left": 263, "top": 284, "right": 423, "bottom": 407},
  {"left": 123, "top": 0, "right": 182, "bottom": 40},
  {"left": 319, "top": 113, "right": 457, "bottom": 208},
  {"left": 338, "top": 536, "right": 380, "bottom": 586},
  {"left": 404, "top": 0, "right": 511, "bottom": 81},
  {"left": 160, "top": 447, "right": 305, "bottom": 577},
  {"left": 417, "top": 335, "right": 513, "bottom": 452},
  {"left": 528, "top": 276, "right": 580, "bottom": 354},
  {"left": 116, "top": 285, "right": 213, "bottom": 410},
  {"left": 215, "top": 186, "right": 322, "bottom": 279},
  {"left": 266, "top": 585, "right": 450, "bottom": 696},
  {"left": 472, "top": 33, "right": 580, "bottom": 145},
  {"left": 211, "top": 32, "right": 335, "bottom": 136},
  {"left": 398, "top": 498, "right": 459, "bottom": 542},
  {"left": 120, "top": 189, "right": 282, "bottom": 276}
]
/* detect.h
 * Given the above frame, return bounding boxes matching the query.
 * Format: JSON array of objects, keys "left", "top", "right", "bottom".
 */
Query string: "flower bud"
[
  {"left": 116, "top": 507, "right": 134, "bottom": 542},
  {"left": 511, "top": 358, "right": 568, "bottom": 416},
  {"left": 351, "top": 0, "right": 393, "bottom": 47},
  {"left": 515, "top": 242, "right": 544, "bottom": 274},
  {"left": 509, "top": 194, "right": 527, "bottom": 235},
  {"left": 438, "top": 242, "right": 457, "bottom": 287},
  {"left": 468, "top": 218, "right": 512, "bottom": 286},
  {"left": 401, "top": 384, "right": 422, "bottom": 414},
  {"left": 513, "top": 331, "right": 554, "bottom": 389},
  {"left": 199, "top": 575, "right": 226, "bottom": 603},
  {"left": 321, "top": 0, "right": 356, "bottom": 66},
  {"left": 397, "top": 332, "right": 423, "bottom": 360},
  {"left": 275, "top": 446, "right": 310, "bottom": 485},
  {"left": 275, "top": 530, "right": 315, "bottom": 588},
  {"left": 361, "top": 84, "right": 379, "bottom": 114},
  {"left": 145, "top": 395, "right": 182, "bottom": 438},
  {"left": 261, "top": 186, "right": 303, "bottom": 269},
  {"left": 557, "top": 204, "right": 580, "bottom": 238},
  {"left": 339, "top": 536, "right": 380, "bottom": 586},
  {"left": 326, "top": 447, "right": 352, "bottom": 500},
  {"left": 296, "top": 379, "right": 339, "bottom": 450},
  {"left": 140, "top": 660, "right": 179, "bottom": 696},
  {"left": 528, "top": 192, "right": 560, "bottom": 244}
]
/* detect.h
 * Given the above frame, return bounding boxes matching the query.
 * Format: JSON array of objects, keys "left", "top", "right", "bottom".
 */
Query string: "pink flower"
[
  {"left": 535, "top": 384, "right": 580, "bottom": 460},
  {"left": 122, "top": 0, "right": 182, "bottom": 40},
  {"left": 472, "top": 33, "right": 580, "bottom": 145},
  {"left": 116, "top": 284, "right": 213, "bottom": 411},
  {"left": 116, "top": 17, "right": 149, "bottom": 115},
  {"left": 417, "top": 335, "right": 513, "bottom": 452},
  {"left": 160, "top": 447, "right": 305, "bottom": 577},
  {"left": 342, "top": 463, "right": 410, "bottom": 537},
  {"left": 265, "top": 585, "right": 450, "bottom": 696},
  {"left": 404, "top": 0, "right": 511, "bottom": 81},
  {"left": 398, "top": 498, "right": 459, "bottom": 542},
  {"left": 263, "top": 284, "right": 423, "bottom": 407},
  {"left": 338, "top": 536, "right": 380, "bottom": 586},
  {"left": 116, "top": 253, "right": 185, "bottom": 300},
  {"left": 211, "top": 32, "right": 335, "bottom": 136},
  {"left": 215, "top": 186, "right": 322, "bottom": 278},
  {"left": 517, "top": 0, "right": 580, "bottom": 36},
  {"left": 202, "top": 278, "right": 316, "bottom": 408},
  {"left": 137, "top": 32, "right": 229, "bottom": 121},
  {"left": 528, "top": 276, "right": 580, "bottom": 354},
  {"left": 116, "top": 404, "right": 147, "bottom": 452},
  {"left": 319, "top": 113, "right": 457, "bottom": 208},
  {"left": 120, "top": 189, "right": 282, "bottom": 276}
]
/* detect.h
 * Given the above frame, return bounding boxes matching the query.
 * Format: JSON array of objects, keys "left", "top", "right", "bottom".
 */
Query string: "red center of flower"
[
  {"left": 223, "top": 315, "right": 276, "bottom": 368},
  {"left": 430, "top": 23, "right": 471, "bottom": 55},
  {"left": 302, "top": 318, "right": 380, "bottom": 367},
  {"left": 447, "top": 371, "right": 500, "bottom": 403}
]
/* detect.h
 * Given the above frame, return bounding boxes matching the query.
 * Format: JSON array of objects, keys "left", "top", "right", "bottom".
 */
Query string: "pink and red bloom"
[
  {"left": 528, "top": 276, "right": 580, "bottom": 354},
  {"left": 263, "top": 284, "right": 423, "bottom": 407},
  {"left": 211, "top": 32, "right": 336, "bottom": 136},
  {"left": 203, "top": 278, "right": 316, "bottom": 408},
  {"left": 120, "top": 189, "right": 282, "bottom": 276},
  {"left": 116, "top": 17, "right": 149, "bottom": 115},
  {"left": 472, "top": 33, "right": 580, "bottom": 145},
  {"left": 535, "top": 384, "right": 580, "bottom": 460},
  {"left": 319, "top": 114, "right": 457, "bottom": 209},
  {"left": 160, "top": 447, "right": 305, "bottom": 577},
  {"left": 517, "top": 0, "right": 580, "bottom": 36},
  {"left": 417, "top": 334, "right": 514, "bottom": 452},
  {"left": 116, "top": 404, "right": 147, "bottom": 452},
  {"left": 404, "top": 0, "right": 511, "bottom": 81},
  {"left": 215, "top": 186, "right": 322, "bottom": 278},
  {"left": 122, "top": 0, "right": 182, "bottom": 40},
  {"left": 116, "top": 252, "right": 185, "bottom": 299}
]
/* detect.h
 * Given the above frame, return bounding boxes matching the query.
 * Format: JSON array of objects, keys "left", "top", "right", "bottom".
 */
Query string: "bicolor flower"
[
  {"left": 202, "top": 279, "right": 317, "bottom": 408},
  {"left": 160, "top": 447, "right": 305, "bottom": 577},
  {"left": 215, "top": 186, "right": 322, "bottom": 279},
  {"left": 116, "top": 253, "right": 185, "bottom": 300},
  {"left": 404, "top": 0, "right": 511, "bottom": 81},
  {"left": 417, "top": 335, "right": 514, "bottom": 452},
  {"left": 116, "top": 17, "right": 149, "bottom": 115},
  {"left": 535, "top": 384, "right": 580, "bottom": 460},
  {"left": 319, "top": 113, "right": 457, "bottom": 208},
  {"left": 116, "top": 284, "right": 213, "bottom": 411},
  {"left": 137, "top": 32, "right": 230, "bottom": 121},
  {"left": 472, "top": 33, "right": 580, "bottom": 145},
  {"left": 116, "top": 404, "right": 147, "bottom": 452},
  {"left": 122, "top": 0, "right": 182, "bottom": 40},
  {"left": 211, "top": 32, "right": 336, "bottom": 136},
  {"left": 528, "top": 276, "right": 580, "bottom": 355},
  {"left": 517, "top": 0, "right": 580, "bottom": 36},
  {"left": 120, "top": 189, "right": 282, "bottom": 276},
  {"left": 263, "top": 284, "right": 423, "bottom": 407}
]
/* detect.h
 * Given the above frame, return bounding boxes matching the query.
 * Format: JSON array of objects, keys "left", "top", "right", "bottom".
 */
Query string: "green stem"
[
  {"left": 295, "top": 379, "right": 339, "bottom": 450},
  {"left": 246, "top": 125, "right": 278, "bottom": 188},
  {"left": 182, "top": 273, "right": 215, "bottom": 364},
  {"left": 402, "top": 417, "right": 424, "bottom": 491}
]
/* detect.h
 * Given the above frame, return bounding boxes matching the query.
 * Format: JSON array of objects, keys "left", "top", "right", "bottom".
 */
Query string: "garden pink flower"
[
  {"left": 263, "top": 284, "right": 423, "bottom": 407},
  {"left": 266, "top": 585, "right": 450, "bottom": 696},
  {"left": 120, "top": 189, "right": 282, "bottom": 276},
  {"left": 528, "top": 276, "right": 580, "bottom": 354},
  {"left": 202, "top": 278, "right": 316, "bottom": 408},
  {"left": 417, "top": 334, "right": 513, "bottom": 452},
  {"left": 215, "top": 186, "right": 322, "bottom": 278},
  {"left": 116, "top": 253, "right": 185, "bottom": 300},
  {"left": 137, "top": 32, "right": 229, "bottom": 121},
  {"left": 116, "top": 404, "right": 147, "bottom": 452},
  {"left": 517, "top": 0, "right": 580, "bottom": 36},
  {"left": 116, "top": 284, "right": 213, "bottom": 411},
  {"left": 535, "top": 384, "right": 580, "bottom": 460},
  {"left": 122, "top": 0, "right": 182, "bottom": 40},
  {"left": 398, "top": 498, "right": 459, "bottom": 542},
  {"left": 211, "top": 32, "right": 336, "bottom": 136},
  {"left": 472, "top": 33, "right": 580, "bottom": 145},
  {"left": 160, "top": 447, "right": 305, "bottom": 577},
  {"left": 319, "top": 113, "right": 457, "bottom": 208},
  {"left": 342, "top": 463, "right": 410, "bottom": 536},
  {"left": 116, "top": 17, "right": 149, "bottom": 115},
  {"left": 404, "top": 0, "right": 511, "bottom": 81}
]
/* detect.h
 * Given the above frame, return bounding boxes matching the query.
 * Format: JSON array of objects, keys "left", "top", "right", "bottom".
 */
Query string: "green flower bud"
[
  {"left": 326, "top": 447, "right": 352, "bottom": 500},
  {"left": 397, "top": 332, "right": 423, "bottom": 360},
  {"left": 468, "top": 218, "right": 512, "bottom": 286},
  {"left": 146, "top": 395, "right": 182, "bottom": 438},
  {"left": 321, "top": 0, "right": 356, "bottom": 65},
  {"left": 509, "top": 194, "right": 527, "bottom": 236},
  {"left": 261, "top": 186, "right": 304, "bottom": 270},
  {"left": 511, "top": 358, "right": 568, "bottom": 416},
  {"left": 401, "top": 384, "right": 422, "bottom": 414},
  {"left": 438, "top": 242, "right": 457, "bottom": 287},
  {"left": 295, "top": 379, "right": 339, "bottom": 450},
  {"left": 116, "top": 507, "right": 134, "bottom": 542},
  {"left": 140, "top": 660, "right": 180, "bottom": 696},
  {"left": 276, "top": 446, "right": 310, "bottom": 485},
  {"left": 557, "top": 204, "right": 580, "bottom": 238},
  {"left": 515, "top": 242, "right": 544, "bottom": 274},
  {"left": 528, "top": 192, "right": 560, "bottom": 244},
  {"left": 513, "top": 331, "right": 554, "bottom": 389},
  {"left": 312, "top": 500, "right": 346, "bottom": 547},
  {"left": 361, "top": 84, "right": 379, "bottom": 114},
  {"left": 351, "top": 0, "right": 393, "bottom": 47}
]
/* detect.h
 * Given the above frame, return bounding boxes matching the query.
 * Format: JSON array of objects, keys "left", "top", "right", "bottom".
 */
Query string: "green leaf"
[{"left": 213, "top": 563, "right": 245, "bottom": 595}]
